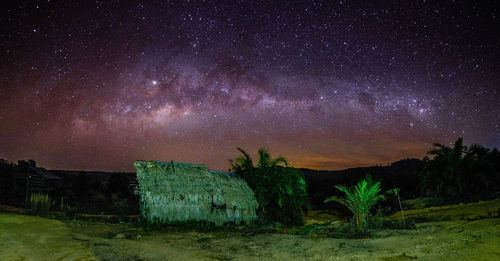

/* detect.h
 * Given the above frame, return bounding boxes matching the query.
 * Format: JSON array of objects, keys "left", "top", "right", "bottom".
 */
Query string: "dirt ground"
[{"left": 1, "top": 200, "right": 499, "bottom": 261}]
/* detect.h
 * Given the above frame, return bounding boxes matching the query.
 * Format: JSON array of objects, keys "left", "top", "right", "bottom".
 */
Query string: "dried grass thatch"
[{"left": 134, "top": 160, "right": 258, "bottom": 226}]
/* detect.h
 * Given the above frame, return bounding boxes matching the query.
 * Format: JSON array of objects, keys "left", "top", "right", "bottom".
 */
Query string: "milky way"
[{"left": 1, "top": 1, "right": 499, "bottom": 171}]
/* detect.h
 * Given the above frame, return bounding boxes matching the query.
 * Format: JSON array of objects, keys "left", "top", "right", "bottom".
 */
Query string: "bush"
[
  {"left": 324, "top": 176, "right": 385, "bottom": 231},
  {"left": 59, "top": 197, "right": 78, "bottom": 218},
  {"left": 230, "top": 148, "right": 309, "bottom": 226},
  {"left": 30, "top": 193, "right": 52, "bottom": 215}
]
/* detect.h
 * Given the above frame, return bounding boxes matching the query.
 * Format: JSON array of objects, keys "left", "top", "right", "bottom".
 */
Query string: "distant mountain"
[{"left": 299, "top": 158, "right": 424, "bottom": 206}]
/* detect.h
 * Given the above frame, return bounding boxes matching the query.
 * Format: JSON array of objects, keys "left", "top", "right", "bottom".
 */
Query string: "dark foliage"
[
  {"left": 230, "top": 148, "right": 309, "bottom": 226},
  {"left": 0, "top": 159, "right": 21, "bottom": 205},
  {"left": 0, "top": 160, "right": 139, "bottom": 215},
  {"left": 17, "top": 159, "right": 36, "bottom": 171},
  {"left": 419, "top": 138, "right": 500, "bottom": 201},
  {"left": 73, "top": 172, "right": 90, "bottom": 197},
  {"left": 302, "top": 158, "right": 424, "bottom": 209},
  {"left": 107, "top": 172, "right": 132, "bottom": 197}
]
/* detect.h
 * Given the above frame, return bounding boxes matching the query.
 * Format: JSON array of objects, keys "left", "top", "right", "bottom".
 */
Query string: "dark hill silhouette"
[
  {"left": 300, "top": 158, "right": 424, "bottom": 207},
  {"left": 1, "top": 157, "right": 424, "bottom": 213}
]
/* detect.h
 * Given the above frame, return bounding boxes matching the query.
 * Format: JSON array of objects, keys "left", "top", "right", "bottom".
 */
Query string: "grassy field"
[{"left": 0, "top": 199, "right": 499, "bottom": 260}]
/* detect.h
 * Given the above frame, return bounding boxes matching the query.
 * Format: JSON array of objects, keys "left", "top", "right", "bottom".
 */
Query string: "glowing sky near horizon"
[{"left": 1, "top": 1, "right": 499, "bottom": 172}]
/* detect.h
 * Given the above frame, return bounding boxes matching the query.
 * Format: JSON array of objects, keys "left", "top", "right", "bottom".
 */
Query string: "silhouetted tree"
[
  {"left": 0, "top": 159, "right": 18, "bottom": 204},
  {"left": 230, "top": 148, "right": 308, "bottom": 226},
  {"left": 419, "top": 137, "right": 500, "bottom": 200},
  {"left": 462, "top": 144, "right": 500, "bottom": 196},
  {"left": 17, "top": 159, "right": 36, "bottom": 172}
]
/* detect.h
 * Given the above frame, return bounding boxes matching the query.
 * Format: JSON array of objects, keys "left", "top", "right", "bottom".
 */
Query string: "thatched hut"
[{"left": 134, "top": 160, "right": 258, "bottom": 226}]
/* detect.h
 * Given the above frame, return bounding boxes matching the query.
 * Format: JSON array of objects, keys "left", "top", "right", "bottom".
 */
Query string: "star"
[{"left": 0, "top": 0, "right": 498, "bottom": 171}]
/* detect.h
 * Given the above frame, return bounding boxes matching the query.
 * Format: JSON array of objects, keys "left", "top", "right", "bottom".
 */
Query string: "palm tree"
[
  {"left": 229, "top": 147, "right": 307, "bottom": 226},
  {"left": 427, "top": 138, "right": 466, "bottom": 165},
  {"left": 422, "top": 137, "right": 467, "bottom": 196},
  {"left": 257, "top": 148, "right": 288, "bottom": 168},
  {"left": 421, "top": 138, "right": 500, "bottom": 198},
  {"left": 229, "top": 147, "right": 254, "bottom": 174},
  {"left": 230, "top": 147, "right": 288, "bottom": 171},
  {"left": 462, "top": 144, "right": 492, "bottom": 193},
  {"left": 325, "top": 177, "right": 385, "bottom": 231}
]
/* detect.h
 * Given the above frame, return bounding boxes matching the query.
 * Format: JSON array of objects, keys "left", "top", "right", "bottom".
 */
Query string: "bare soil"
[{"left": 1, "top": 199, "right": 499, "bottom": 260}]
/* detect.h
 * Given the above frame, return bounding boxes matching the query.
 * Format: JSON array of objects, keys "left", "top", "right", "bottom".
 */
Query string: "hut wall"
[
  {"left": 134, "top": 161, "right": 258, "bottom": 226},
  {"left": 16, "top": 173, "right": 50, "bottom": 192}
]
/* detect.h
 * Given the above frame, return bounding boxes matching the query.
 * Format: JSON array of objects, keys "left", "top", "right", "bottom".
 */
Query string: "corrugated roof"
[{"left": 30, "top": 167, "right": 61, "bottom": 180}]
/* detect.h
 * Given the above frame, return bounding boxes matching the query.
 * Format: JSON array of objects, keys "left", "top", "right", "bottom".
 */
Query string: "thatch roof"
[{"left": 134, "top": 160, "right": 258, "bottom": 226}]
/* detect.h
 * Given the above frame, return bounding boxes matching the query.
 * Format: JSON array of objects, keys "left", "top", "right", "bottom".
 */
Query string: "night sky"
[{"left": 1, "top": 1, "right": 499, "bottom": 172}]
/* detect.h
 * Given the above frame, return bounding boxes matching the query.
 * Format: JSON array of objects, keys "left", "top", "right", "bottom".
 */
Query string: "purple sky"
[{"left": 1, "top": 1, "right": 499, "bottom": 171}]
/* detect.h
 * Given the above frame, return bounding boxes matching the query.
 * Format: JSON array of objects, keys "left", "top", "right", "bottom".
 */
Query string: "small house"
[
  {"left": 134, "top": 160, "right": 258, "bottom": 226},
  {"left": 16, "top": 167, "right": 61, "bottom": 193}
]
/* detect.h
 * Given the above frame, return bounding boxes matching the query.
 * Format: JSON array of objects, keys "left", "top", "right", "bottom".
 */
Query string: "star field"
[{"left": 1, "top": 1, "right": 499, "bottom": 171}]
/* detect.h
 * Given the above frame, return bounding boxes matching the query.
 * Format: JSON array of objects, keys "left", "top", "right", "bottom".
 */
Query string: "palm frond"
[
  {"left": 271, "top": 156, "right": 288, "bottom": 167},
  {"left": 237, "top": 147, "right": 252, "bottom": 163},
  {"left": 257, "top": 148, "right": 271, "bottom": 168}
]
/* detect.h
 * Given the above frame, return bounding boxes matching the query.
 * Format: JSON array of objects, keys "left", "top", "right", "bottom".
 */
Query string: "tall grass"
[{"left": 30, "top": 193, "right": 52, "bottom": 215}]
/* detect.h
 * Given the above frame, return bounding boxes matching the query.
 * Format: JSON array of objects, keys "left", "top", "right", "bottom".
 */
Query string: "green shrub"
[
  {"left": 230, "top": 148, "right": 309, "bottom": 226},
  {"left": 58, "top": 197, "right": 78, "bottom": 218},
  {"left": 324, "top": 176, "right": 385, "bottom": 231},
  {"left": 30, "top": 193, "right": 52, "bottom": 215},
  {"left": 62, "top": 205, "right": 78, "bottom": 218}
]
